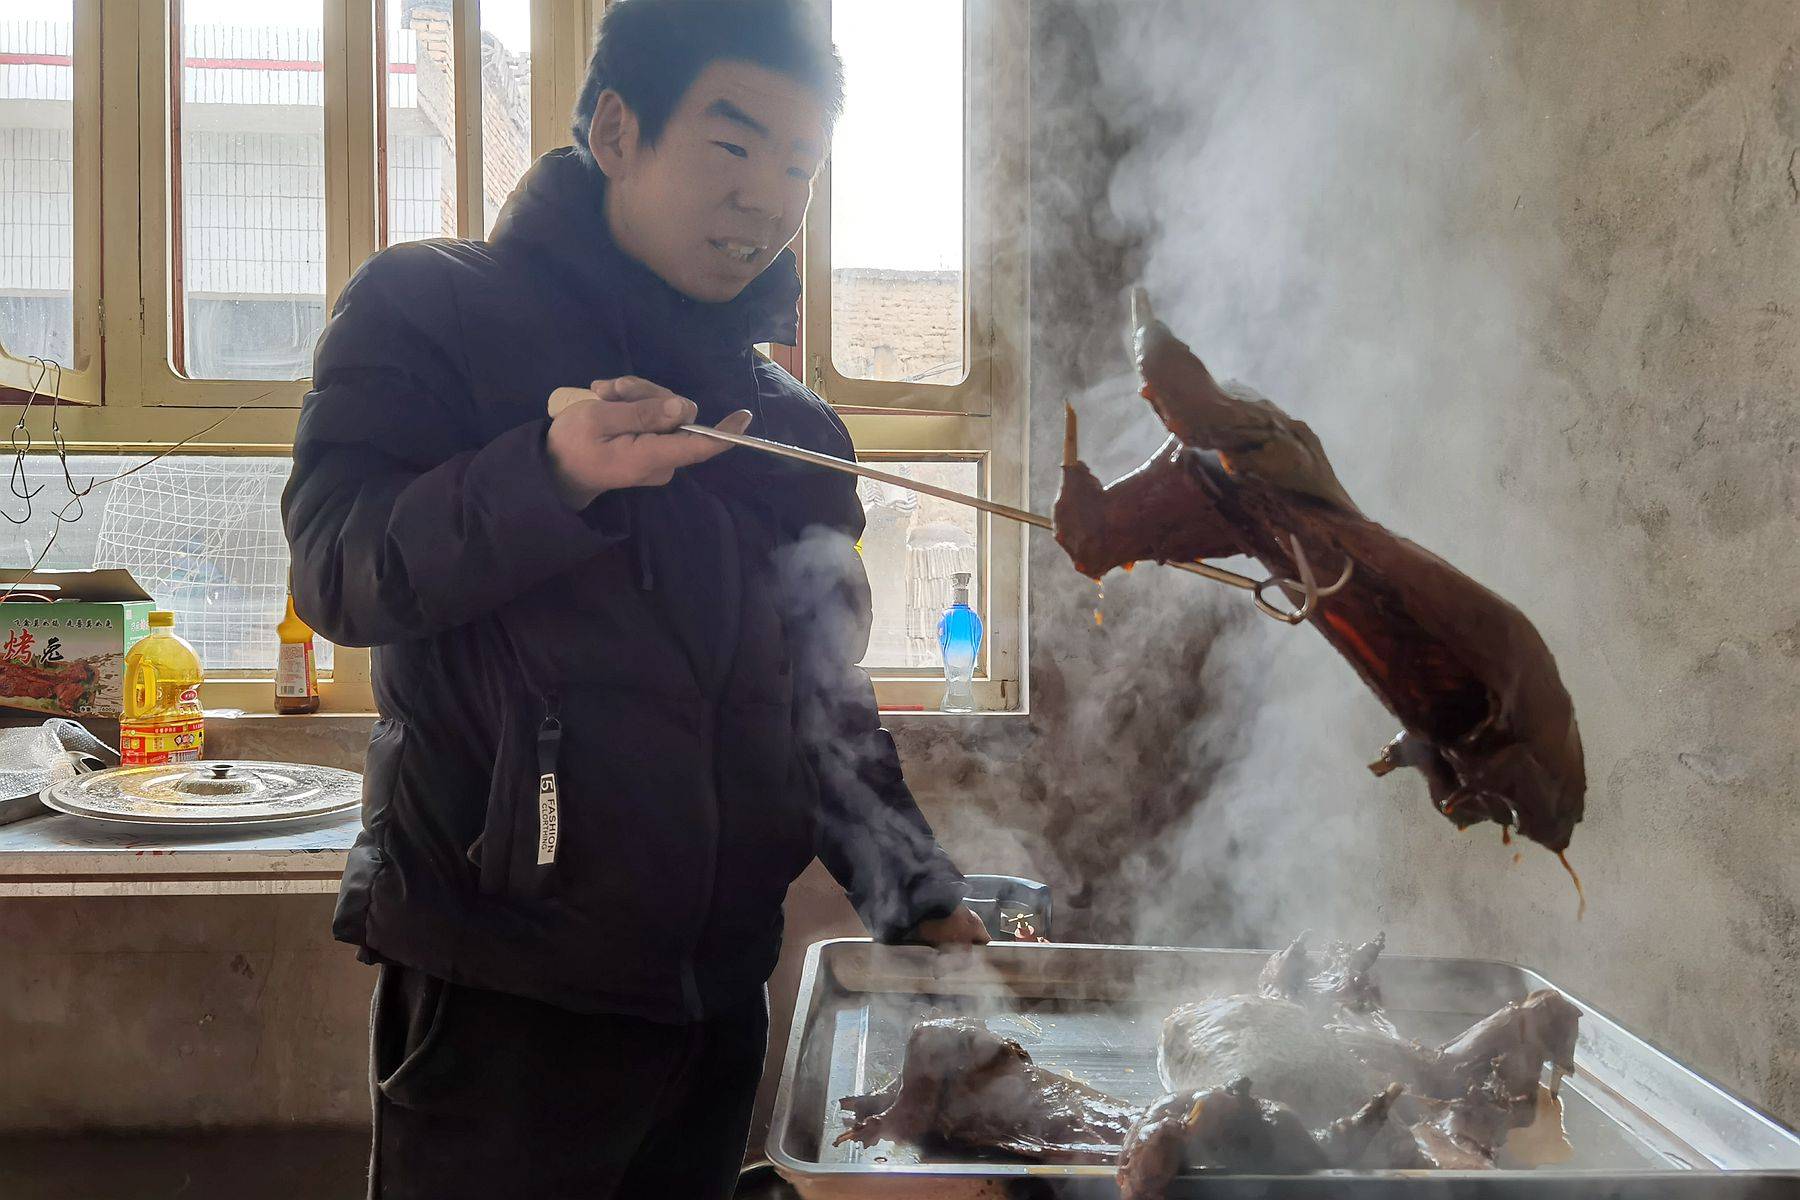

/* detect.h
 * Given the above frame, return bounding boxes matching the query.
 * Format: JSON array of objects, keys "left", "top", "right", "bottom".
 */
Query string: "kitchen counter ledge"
[{"left": 0, "top": 809, "right": 357, "bottom": 897}]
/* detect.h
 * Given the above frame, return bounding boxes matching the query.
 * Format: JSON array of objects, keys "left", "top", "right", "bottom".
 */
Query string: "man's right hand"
[{"left": 545, "top": 377, "right": 752, "bottom": 510}]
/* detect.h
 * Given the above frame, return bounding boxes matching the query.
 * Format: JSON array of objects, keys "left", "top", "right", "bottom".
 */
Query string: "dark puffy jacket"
[{"left": 282, "top": 148, "right": 966, "bottom": 1022}]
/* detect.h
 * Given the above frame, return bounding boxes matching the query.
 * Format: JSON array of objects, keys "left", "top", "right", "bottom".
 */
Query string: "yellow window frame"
[{"left": 0, "top": 0, "right": 102, "bottom": 406}]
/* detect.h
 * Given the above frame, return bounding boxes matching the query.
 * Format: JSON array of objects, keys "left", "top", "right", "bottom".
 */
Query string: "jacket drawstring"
[
  {"left": 614, "top": 348, "right": 656, "bottom": 594},
  {"left": 632, "top": 509, "right": 655, "bottom": 592}
]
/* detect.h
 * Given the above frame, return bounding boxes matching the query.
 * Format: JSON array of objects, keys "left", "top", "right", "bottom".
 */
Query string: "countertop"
[{"left": 0, "top": 807, "right": 357, "bottom": 896}]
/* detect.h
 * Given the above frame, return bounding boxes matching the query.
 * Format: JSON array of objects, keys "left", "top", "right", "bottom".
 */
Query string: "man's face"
[{"left": 592, "top": 60, "right": 827, "bottom": 303}]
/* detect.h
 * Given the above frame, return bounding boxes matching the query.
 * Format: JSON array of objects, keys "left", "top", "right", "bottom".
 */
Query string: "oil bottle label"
[
  {"left": 276, "top": 642, "right": 316, "bottom": 699},
  {"left": 121, "top": 716, "right": 205, "bottom": 765}
]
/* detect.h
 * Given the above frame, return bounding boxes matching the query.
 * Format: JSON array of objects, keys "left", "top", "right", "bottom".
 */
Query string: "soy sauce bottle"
[{"left": 275, "top": 592, "right": 320, "bottom": 715}]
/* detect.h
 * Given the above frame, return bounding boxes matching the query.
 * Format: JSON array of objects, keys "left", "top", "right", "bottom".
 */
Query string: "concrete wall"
[{"left": 2, "top": 0, "right": 1796, "bottom": 1150}]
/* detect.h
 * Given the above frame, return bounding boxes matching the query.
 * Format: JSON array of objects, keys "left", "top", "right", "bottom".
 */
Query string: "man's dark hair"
[{"left": 570, "top": 0, "right": 845, "bottom": 160}]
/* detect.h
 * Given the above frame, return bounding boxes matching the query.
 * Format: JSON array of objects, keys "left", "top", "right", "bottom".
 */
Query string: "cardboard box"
[{"left": 0, "top": 570, "right": 156, "bottom": 719}]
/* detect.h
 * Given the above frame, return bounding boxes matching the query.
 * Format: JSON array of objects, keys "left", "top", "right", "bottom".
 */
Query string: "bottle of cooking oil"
[
  {"left": 275, "top": 591, "right": 320, "bottom": 715},
  {"left": 121, "top": 612, "right": 205, "bottom": 765}
]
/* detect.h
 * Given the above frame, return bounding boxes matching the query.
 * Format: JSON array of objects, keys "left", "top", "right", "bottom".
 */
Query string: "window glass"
[
  {"left": 0, "top": 0, "right": 76, "bottom": 365},
  {"left": 0, "top": 455, "right": 331, "bottom": 675},
  {"left": 479, "top": 0, "right": 531, "bottom": 237},
  {"left": 857, "top": 460, "right": 979, "bottom": 670},
  {"left": 175, "top": 0, "right": 327, "bottom": 380},
  {"left": 829, "top": 1, "right": 965, "bottom": 385},
  {"left": 384, "top": 0, "right": 456, "bottom": 245}
]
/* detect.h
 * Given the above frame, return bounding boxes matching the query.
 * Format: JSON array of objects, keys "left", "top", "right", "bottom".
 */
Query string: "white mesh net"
[{"left": 91, "top": 459, "right": 294, "bottom": 672}]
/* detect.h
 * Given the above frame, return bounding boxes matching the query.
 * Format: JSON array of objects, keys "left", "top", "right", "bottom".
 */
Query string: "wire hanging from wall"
[
  {"left": 3, "top": 357, "right": 52, "bottom": 523},
  {"left": 0, "top": 356, "right": 278, "bottom": 605}
]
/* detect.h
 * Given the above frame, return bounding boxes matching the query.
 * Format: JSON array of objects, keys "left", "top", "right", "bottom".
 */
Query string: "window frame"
[
  {"left": 813, "top": 0, "right": 1030, "bottom": 710},
  {"left": 806, "top": 13, "right": 977, "bottom": 412},
  {"left": 0, "top": 0, "right": 103, "bottom": 406},
  {"left": 140, "top": 0, "right": 359, "bottom": 409},
  {"left": 1, "top": 0, "right": 1029, "bottom": 714},
  {"left": 7, "top": 0, "right": 570, "bottom": 442}
]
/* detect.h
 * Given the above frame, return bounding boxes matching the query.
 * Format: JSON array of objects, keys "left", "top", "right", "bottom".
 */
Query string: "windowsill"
[
  {"left": 205, "top": 710, "right": 379, "bottom": 723},
  {"left": 880, "top": 708, "right": 1028, "bottom": 720},
  {"left": 200, "top": 709, "right": 1029, "bottom": 720},
  {"left": 200, "top": 708, "right": 1031, "bottom": 723}
]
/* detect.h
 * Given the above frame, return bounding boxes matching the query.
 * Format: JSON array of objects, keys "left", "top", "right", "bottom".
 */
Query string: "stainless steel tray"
[{"left": 769, "top": 940, "right": 1800, "bottom": 1198}]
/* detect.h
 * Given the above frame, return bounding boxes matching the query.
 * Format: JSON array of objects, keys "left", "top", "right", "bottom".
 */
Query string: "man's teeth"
[{"left": 714, "top": 240, "right": 762, "bottom": 263}]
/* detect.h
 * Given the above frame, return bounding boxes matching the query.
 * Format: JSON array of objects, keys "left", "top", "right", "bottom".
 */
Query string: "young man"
[{"left": 282, "top": 2, "right": 986, "bottom": 1195}]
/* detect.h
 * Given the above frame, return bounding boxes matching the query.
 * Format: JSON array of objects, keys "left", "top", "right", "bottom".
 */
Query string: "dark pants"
[{"left": 367, "top": 964, "right": 769, "bottom": 1200}]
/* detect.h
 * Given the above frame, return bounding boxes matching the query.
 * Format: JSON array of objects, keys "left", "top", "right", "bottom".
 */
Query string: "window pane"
[
  {"left": 0, "top": 456, "right": 331, "bottom": 675},
  {"left": 176, "top": 1, "right": 327, "bottom": 380},
  {"left": 857, "top": 461, "right": 979, "bottom": 670},
  {"left": 0, "top": 2, "right": 75, "bottom": 365},
  {"left": 830, "top": 1, "right": 965, "bottom": 385},
  {"left": 479, "top": 0, "right": 531, "bottom": 237},
  {"left": 384, "top": 0, "right": 456, "bottom": 245}
]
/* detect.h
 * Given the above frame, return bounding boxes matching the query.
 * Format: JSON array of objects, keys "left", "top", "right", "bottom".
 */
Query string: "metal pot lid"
[{"left": 41, "top": 761, "right": 361, "bottom": 827}]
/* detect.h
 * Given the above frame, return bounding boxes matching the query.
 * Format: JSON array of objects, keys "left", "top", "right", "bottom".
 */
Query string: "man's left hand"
[{"left": 905, "top": 905, "right": 991, "bottom": 946}]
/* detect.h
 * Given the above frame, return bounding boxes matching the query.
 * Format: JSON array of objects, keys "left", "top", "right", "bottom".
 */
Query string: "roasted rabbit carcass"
[
  {"left": 835, "top": 1017, "right": 1140, "bottom": 1163},
  {"left": 1158, "top": 935, "right": 1395, "bottom": 1126},
  {"left": 1054, "top": 290, "right": 1585, "bottom": 855},
  {"left": 1158, "top": 933, "right": 1579, "bottom": 1170},
  {"left": 1118, "top": 1078, "right": 1405, "bottom": 1200}
]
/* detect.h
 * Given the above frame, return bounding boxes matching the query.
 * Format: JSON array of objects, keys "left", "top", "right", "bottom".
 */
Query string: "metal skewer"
[
  {"left": 685, "top": 423, "right": 1052, "bottom": 530},
  {"left": 683, "top": 423, "right": 1352, "bottom": 624}
]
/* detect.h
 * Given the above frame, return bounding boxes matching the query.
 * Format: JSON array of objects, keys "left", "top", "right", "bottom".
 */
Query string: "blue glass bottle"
[{"left": 937, "top": 571, "right": 983, "bottom": 713}]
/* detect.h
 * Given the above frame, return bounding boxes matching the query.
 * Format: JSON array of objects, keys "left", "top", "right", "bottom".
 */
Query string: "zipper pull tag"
[{"left": 536, "top": 697, "right": 562, "bottom": 867}]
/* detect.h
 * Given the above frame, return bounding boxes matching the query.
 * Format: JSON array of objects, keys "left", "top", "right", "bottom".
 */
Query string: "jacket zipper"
[
  {"left": 635, "top": 533, "right": 656, "bottom": 592},
  {"left": 534, "top": 693, "right": 563, "bottom": 869},
  {"left": 678, "top": 696, "right": 718, "bottom": 1021},
  {"left": 676, "top": 501, "right": 741, "bottom": 1022}
]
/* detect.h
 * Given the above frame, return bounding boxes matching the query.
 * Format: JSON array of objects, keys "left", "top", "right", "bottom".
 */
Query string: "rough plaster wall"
[{"left": 1417, "top": 0, "right": 1800, "bottom": 1122}]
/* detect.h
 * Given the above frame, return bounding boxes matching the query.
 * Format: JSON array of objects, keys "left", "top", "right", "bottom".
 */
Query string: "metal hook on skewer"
[
  {"left": 681, "top": 422, "right": 1355, "bottom": 625},
  {"left": 1250, "top": 534, "right": 1356, "bottom": 626}
]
